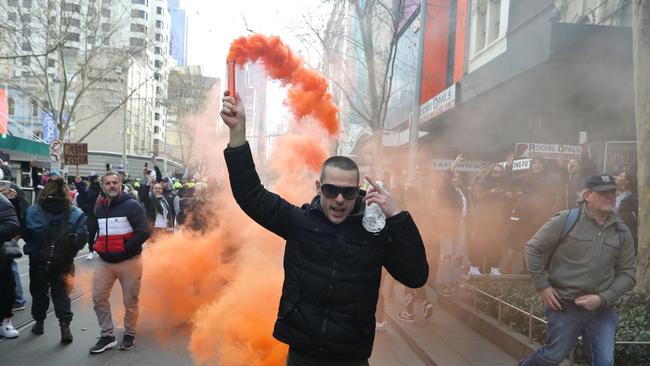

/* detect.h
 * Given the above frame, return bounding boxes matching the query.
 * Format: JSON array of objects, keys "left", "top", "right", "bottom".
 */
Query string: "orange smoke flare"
[{"left": 228, "top": 34, "right": 340, "bottom": 136}]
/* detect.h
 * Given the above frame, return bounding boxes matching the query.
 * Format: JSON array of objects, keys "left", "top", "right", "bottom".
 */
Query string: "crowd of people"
[{"left": 0, "top": 158, "right": 218, "bottom": 352}]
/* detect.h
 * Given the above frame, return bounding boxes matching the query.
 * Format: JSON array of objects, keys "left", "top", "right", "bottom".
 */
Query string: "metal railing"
[{"left": 457, "top": 280, "right": 650, "bottom": 366}]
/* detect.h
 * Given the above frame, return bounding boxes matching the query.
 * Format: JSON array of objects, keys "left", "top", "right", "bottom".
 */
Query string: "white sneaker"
[
  {"left": 468, "top": 266, "right": 482, "bottom": 276},
  {"left": 375, "top": 321, "right": 386, "bottom": 332},
  {"left": 86, "top": 252, "right": 95, "bottom": 260},
  {"left": 1, "top": 318, "right": 19, "bottom": 338},
  {"left": 490, "top": 267, "right": 502, "bottom": 276}
]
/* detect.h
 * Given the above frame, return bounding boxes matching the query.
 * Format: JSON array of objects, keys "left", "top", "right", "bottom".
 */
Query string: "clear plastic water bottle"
[{"left": 363, "top": 181, "right": 387, "bottom": 233}]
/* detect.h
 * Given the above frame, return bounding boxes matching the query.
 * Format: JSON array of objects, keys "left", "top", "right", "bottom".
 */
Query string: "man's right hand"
[
  {"left": 539, "top": 286, "right": 563, "bottom": 311},
  {"left": 220, "top": 92, "right": 247, "bottom": 148}
]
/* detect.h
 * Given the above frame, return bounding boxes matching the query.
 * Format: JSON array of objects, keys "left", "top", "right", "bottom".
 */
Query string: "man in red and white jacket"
[{"left": 89, "top": 171, "right": 150, "bottom": 354}]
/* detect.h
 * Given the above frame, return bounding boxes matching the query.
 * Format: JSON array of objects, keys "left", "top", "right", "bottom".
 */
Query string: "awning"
[{"left": 0, "top": 135, "right": 49, "bottom": 162}]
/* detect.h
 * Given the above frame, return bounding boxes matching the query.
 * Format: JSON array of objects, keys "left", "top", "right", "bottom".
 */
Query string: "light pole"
[{"left": 407, "top": 1, "right": 427, "bottom": 187}]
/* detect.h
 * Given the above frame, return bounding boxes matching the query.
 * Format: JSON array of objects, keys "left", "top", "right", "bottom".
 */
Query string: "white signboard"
[
  {"left": 499, "top": 159, "right": 531, "bottom": 171},
  {"left": 419, "top": 84, "right": 456, "bottom": 124},
  {"left": 432, "top": 159, "right": 484, "bottom": 173},
  {"left": 515, "top": 142, "right": 582, "bottom": 159}
]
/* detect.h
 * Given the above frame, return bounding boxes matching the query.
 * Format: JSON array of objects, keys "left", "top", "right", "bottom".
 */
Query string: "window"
[
  {"left": 155, "top": 113, "right": 160, "bottom": 120},
  {"left": 154, "top": 60, "right": 161, "bottom": 68},
  {"left": 21, "top": 13, "right": 30, "bottom": 23},
  {"left": 23, "top": 0, "right": 31, "bottom": 7},
  {"left": 21, "top": 41, "right": 31, "bottom": 51},
  {"left": 7, "top": 0, "right": 17, "bottom": 6},
  {"left": 129, "top": 37, "right": 145, "bottom": 47},
  {"left": 130, "top": 23, "right": 146, "bottom": 32},
  {"left": 154, "top": 47, "right": 161, "bottom": 55},
  {"left": 47, "top": 58, "right": 56, "bottom": 67},
  {"left": 21, "top": 56, "right": 29, "bottom": 65},
  {"left": 21, "top": 70, "right": 30, "bottom": 77},
  {"left": 8, "top": 98, "right": 15, "bottom": 116},
  {"left": 8, "top": 12, "right": 17, "bottom": 22},
  {"left": 63, "top": 17, "right": 81, "bottom": 27},
  {"left": 101, "top": 23, "right": 111, "bottom": 31},
  {"left": 155, "top": 20, "right": 162, "bottom": 29},
  {"left": 155, "top": 33, "right": 162, "bottom": 41},
  {"left": 63, "top": 2, "right": 81, "bottom": 13},
  {"left": 32, "top": 100, "right": 39, "bottom": 117},
  {"left": 65, "top": 32, "right": 80, "bottom": 42},
  {"left": 156, "top": 6, "right": 163, "bottom": 15},
  {"left": 132, "top": 0, "right": 147, "bottom": 4},
  {"left": 101, "top": 8, "right": 111, "bottom": 17},
  {"left": 131, "top": 9, "right": 147, "bottom": 19},
  {"left": 87, "top": 35, "right": 95, "bottom": 44},
  {"left": 87, "top": 7, "right": 97, "bottom": 16},
  {"left": 154, "top": 126, "right": 159, "bottom": 133}
]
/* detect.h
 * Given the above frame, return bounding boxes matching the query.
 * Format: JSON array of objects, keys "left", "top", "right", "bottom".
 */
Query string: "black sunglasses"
[{"left": 320, "top": 183, "right": 359, "bottom": 200}]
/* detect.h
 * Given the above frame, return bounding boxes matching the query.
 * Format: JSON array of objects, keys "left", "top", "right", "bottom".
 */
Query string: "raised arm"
[{"left": 221, "top": 93, "right": 301, "bottom": 240}]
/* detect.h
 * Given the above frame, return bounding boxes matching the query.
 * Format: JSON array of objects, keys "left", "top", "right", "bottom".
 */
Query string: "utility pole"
[
  {"left": 406, "top": 1, "right": 427, "bottom": 188},
  {"left": 633, "top": 0, "right": 650, "bottom": 292}
]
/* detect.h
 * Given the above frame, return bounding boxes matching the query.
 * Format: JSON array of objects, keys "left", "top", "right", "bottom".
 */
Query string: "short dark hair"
[{"left": 320, "top": 156, "right": 359, "bottom": 183}]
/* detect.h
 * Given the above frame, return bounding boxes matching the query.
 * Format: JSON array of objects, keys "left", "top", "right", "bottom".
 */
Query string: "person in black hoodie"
[
  {"left": 141, "top": 177, "right": 175, "bottom": 234},
  {"left": 23, "top": 177, "right": 88, "bottom": 343},
  {"left": 221, "top": 94, "right": 428, "bottom": 365},
  {"left": 74, "top": 175, "right": 102, "bottom": 260}
]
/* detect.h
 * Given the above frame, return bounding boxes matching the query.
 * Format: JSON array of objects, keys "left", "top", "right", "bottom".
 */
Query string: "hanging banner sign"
[
  {"left": 515, "top": 142, "right": 582, "bottom": 159},
  {"left": 419, "top": 84, "right": 456, "bottom": 124}
]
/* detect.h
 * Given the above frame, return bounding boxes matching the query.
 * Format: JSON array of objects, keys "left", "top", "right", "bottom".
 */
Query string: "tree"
[
  {"left": 633, "top": 0, "right": 650, "bottom": 292},
  {"left": 296, "top": 0, "right": 419, "bottom": 167},
  {"left": 165, "top": 67, "right": 215, "bottom": 166},
  {"left": 0, "top": 0, "right": 153, "bottom": 149}
]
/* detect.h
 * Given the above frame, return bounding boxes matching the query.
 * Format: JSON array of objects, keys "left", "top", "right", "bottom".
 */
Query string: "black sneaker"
[
  {"left": 89, "top": 336, "right": 117, "bottom": 354},
  {"left": 60, "top": 324, "right": 73, "bottom": 344},
  {"left": 119, "top": 335, "right": 135, "bottom": 350},
  {"left": 32, "top": 320, "right": 44, "bottom": 335}
]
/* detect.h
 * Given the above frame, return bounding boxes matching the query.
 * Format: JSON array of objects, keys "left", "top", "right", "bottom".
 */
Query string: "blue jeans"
[
  {"left": 521, "top": 302, "right": 618, "bottom": 366},
  {"left": 11, "top": 260, "right": 25, "bottom": 305}
]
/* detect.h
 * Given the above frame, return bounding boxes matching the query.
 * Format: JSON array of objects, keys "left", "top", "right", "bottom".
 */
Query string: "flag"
[
  {"left": 42, "top": 111, "right": 60, "bottom": 143},
  {"left": 0, "top": 88, "right": 8, "bottom": 136}
]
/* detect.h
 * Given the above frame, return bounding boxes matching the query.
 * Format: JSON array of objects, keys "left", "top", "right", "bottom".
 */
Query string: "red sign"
[{"left": 0, "top": 88, "right": 8, "bottom": 135}]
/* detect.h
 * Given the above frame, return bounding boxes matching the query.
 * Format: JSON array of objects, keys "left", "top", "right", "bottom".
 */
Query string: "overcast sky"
[{"left": 181, "top": 0, "right": 325, "bottom": 126}]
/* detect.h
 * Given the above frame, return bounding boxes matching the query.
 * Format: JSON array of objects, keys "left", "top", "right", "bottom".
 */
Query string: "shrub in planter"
[{"left": 462, "top": 283, "right": 650, "bottom": 365}]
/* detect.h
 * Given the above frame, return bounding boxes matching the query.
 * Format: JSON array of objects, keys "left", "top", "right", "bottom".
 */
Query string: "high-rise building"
[
  {"left": 168, "top": 0, "right": 188, "bottom": 66},
  {"left": 234, "top": 63, "right": 267, "bottom": 161},
  {"left": 0, "top": 0, "right": 174, "bottom": 158}
]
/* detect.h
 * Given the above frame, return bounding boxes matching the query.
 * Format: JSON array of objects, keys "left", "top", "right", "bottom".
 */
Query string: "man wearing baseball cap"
[{"left": 519, "top": 174, "right": 636, "bottom": 366}]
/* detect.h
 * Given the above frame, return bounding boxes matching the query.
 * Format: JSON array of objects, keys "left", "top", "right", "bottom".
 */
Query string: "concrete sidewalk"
[{"left": 383, "top": 286, "right": 519, "bottom": 366}]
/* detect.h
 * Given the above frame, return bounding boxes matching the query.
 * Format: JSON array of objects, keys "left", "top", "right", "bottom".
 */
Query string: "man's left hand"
[
  {"left": 575, "top": 295, "right": 602, "bottom": 311},
  {"left": 362, "top": 176, "right": 401, "bottom": 218}
]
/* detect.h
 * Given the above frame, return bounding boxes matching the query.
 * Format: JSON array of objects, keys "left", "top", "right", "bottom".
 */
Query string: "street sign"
[
  {"left": 63, "top": 143, "right": 88, "bottom": 165},
  {"left": 49, "top": 139, "right": 63, "bottom": 153},
  {"left": 50, "top": 152, "right": 61, "bottom": 162}
]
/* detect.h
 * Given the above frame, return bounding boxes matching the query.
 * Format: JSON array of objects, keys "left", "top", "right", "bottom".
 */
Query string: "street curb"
[
  {"left": 384, "top": 314, "right": 437, "bottom": 366},
  {"left": 437, "top": 295, "right": 571, "bottom": 366}
]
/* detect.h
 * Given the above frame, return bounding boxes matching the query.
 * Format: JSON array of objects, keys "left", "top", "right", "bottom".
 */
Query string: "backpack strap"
[{"left": 544, "top": 207, "right": 581, "bottom": 271}]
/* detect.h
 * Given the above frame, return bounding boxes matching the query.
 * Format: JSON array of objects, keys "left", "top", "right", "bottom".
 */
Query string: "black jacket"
[
  {"left": 224, "top": 143, "right": 428, "bottom": 360},
  {"left": 0, "top": 194, "right": 21, "bottom": 270}
]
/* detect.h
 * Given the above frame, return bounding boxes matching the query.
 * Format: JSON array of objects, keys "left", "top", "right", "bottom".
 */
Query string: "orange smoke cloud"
[{"left": 228, "top": 34, "right": 340, "bottom": 136}]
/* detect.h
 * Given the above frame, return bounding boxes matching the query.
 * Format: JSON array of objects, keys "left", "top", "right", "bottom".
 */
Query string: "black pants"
[
  {"left": 0, "top": 259, "right": 16, "bottom": 319},
  {"left": 286, "top": 349, "right": 369, "bottom": 366},
  {"left": 87, "top": 214, "right": 98, "bottom": 253},
  {"left": 29, "top": 260, "right": 74, "bottom": 324}
]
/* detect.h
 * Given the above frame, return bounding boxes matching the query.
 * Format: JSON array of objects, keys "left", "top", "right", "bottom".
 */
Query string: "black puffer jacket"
[{"left": 225, "top": 143, "right": 428, "bottom": 360}]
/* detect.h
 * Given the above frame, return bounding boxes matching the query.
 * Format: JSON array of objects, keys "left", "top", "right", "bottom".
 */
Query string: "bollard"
[
  {"left": 497, "top": 296, "right": 502, "bottom": 325},
  {"left": 528, "top": 304, "right": 533, "bottom": 344},
  {"left": 473, "top": 289, "right": 477, "bottom": 310}
]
